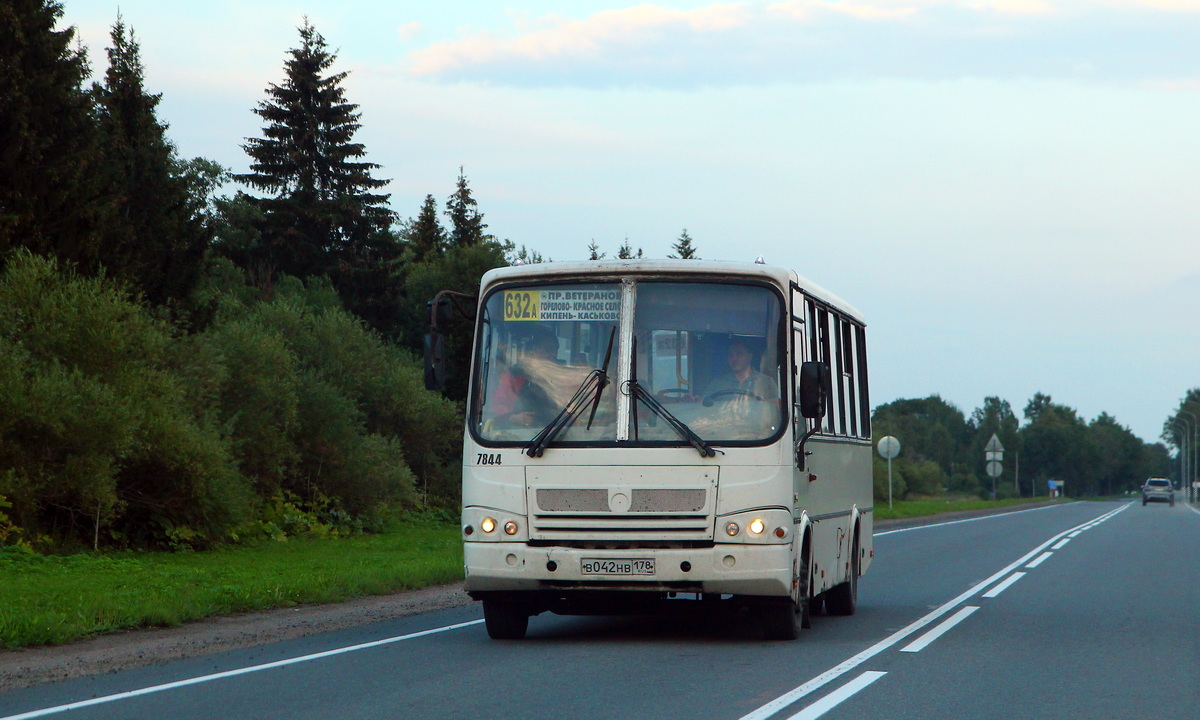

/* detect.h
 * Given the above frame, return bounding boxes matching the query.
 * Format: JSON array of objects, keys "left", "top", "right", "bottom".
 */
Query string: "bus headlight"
[
  {"left": 503, "top": 520, "right": 519, "bottom": 535},
  {"left": 480, "top": 517, "right": 496, "bottom": 534},
  {"left": 718, "top": 510, "right": 793, "bottom": 544}
]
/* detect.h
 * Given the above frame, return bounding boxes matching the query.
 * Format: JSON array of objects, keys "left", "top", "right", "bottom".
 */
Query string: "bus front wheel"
[
  {"left": 483, "top": 599, "right": 529, "bottom": 640},
  {"left": 762, "top": 544, "right": 811, "bottom": 640}
]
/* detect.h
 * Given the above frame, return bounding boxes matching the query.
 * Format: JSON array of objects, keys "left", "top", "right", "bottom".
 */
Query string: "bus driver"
[{"left": 703, "top": 337, "right": 779, "bottom": 404}]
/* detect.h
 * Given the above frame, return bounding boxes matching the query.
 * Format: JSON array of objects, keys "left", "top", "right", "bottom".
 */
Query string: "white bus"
[{"left": 427, "top": 259, "right": 873, "bottom": 640}]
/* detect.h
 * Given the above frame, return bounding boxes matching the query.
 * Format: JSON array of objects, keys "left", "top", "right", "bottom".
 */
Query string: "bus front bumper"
[{"left": 463, "top": 542, "right": 793, "bottom": 597}]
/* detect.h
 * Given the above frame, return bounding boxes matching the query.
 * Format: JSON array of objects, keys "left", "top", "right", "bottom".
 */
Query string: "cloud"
[
  {"left": 397, "top": 21, "right": 422, "bottom": 43},
  {"left": 407, "top": 3, "right": 755, "bottom": 76},
  {"left": 401, "top": 0, "right": 1200, "bottom": 88}
]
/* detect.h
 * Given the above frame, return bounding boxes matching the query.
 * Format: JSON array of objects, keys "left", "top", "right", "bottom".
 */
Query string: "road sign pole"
[
  {"left": 877, "top": 436, "right": 901, "bottom": 510},
  {"left": 888, "top": 456, "right": 893, "bottom": 510}
]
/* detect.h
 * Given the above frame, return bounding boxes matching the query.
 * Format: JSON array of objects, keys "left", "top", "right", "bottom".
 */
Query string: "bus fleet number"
[{"left": 477, "top": 453, "right": 502, "bottom": 466}]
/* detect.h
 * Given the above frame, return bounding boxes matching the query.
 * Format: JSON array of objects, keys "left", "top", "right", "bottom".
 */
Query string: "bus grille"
[
  {"left": 536, "top": 488, "right": 705, "bottom": 513},
  {"left": 531, "top": 488, "right": 712, "bottom": 541}
]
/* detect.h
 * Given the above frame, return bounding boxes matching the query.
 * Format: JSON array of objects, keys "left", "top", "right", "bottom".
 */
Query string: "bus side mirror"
[
  {"left": 428, "top": 297, "right": 454, "bottom": 327},
  {"left": 424, "top": 332, "right": 446, "bottom": 391},
  {"left": 799, "top": 361, "right": 830, "bottom": 419}
]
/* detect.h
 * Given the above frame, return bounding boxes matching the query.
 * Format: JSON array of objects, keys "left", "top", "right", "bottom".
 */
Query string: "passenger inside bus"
[{"left": 490, "top": 332, "right": 559, "bottom": 427}]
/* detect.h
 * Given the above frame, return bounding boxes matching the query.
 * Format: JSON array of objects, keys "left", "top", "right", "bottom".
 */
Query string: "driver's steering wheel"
[
  {"left": 656, "top": 388, "right": 692, "bottom": 402},
  {"left": 703, "top": 388, "right": 761, "bottom": 407}
]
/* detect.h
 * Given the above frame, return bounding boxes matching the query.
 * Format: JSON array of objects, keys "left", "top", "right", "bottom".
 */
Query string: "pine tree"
[
  {"left": 406, "top": 194, "right": 445, "bottom": 263},
  {"left": 92, "top": 17, "right": 212, "bottom": 305},
  {"left": 445, "top": 167, "right": 489, "bottom": 248},
  {"left": 668, "top": 228, "right": 699, "bottom": 259},
  {"left": 0, "top": 0, "right": 111, "bottom": 273},
  {"left": 235, "top": 19, "right": 394, "bottom": 281}
]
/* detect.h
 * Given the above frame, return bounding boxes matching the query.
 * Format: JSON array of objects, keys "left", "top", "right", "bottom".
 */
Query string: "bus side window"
[
  {"left": 839, "top": 314, "right": 857, "bottom": 438},
  {"left": 856, "top": 323, "right": 871, "bottom": 438},
  {"left": 815, "top": 308, "right": 835, "bottom": 434}
]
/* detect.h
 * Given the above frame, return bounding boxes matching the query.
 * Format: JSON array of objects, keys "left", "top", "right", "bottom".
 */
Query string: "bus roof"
[{"left": 479, "top": 259, "right": 865, "bottom": 324}]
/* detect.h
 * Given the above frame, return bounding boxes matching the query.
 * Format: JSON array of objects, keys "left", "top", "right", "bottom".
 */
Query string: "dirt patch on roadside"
[{"left": 0, "top": 582, "right": 471, "bottom": 694}]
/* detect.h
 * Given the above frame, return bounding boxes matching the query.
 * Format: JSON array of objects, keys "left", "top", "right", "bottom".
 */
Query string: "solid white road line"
[
  {"left": 785, "top": 672, "right": 887, "bottom": 720},
  {"left": 0, "top": 620, "right": 485, "bottom": 720},
  {"left": 982, "top": 572, "right": 1026, "bottom": 599},
  {"left": 875, "top": 503, "right": 1062, "bottom": 536},
  {"left": 738, "top": 503, "right": 1130, "bottom": 720},
  {"left": 1025, "top": 551, "right": 1054, "bottom": 568},
  {"left": 900, "top": 606, "right": 979, "bottom": 653}
]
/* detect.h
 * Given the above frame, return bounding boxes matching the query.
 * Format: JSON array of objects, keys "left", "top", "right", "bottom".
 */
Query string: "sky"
[{"left": 63, "top": 0, "right": 1200, "bottom": 446}]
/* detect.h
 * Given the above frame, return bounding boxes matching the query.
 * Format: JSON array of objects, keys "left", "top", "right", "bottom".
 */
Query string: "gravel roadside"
[{"left": 0, "top": 501, "right": 1064, "bottom": 693}]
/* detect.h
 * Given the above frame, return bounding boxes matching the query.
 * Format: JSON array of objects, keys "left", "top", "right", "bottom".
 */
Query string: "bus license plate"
[{"left": 581, "top": 558, "right": 655, "bottom": 576}]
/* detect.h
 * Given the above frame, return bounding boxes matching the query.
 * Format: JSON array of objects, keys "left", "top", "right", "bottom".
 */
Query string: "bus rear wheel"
[
  {"left": 483, "top": 599, "right": 529, "bottom": 640},
  {"left": 825, "top": 535, "right": 859, "bottom": 616}
]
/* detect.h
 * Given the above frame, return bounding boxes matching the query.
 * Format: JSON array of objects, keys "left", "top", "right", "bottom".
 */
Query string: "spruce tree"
[
  {"left": 668, "top": 228, "right": 699, "bottom": 259},
  {"left": 617, "top": 239, "right": 643, "bottom": 259},
  {"left": 0, "top": 0, "right": 111, "bottom": 272},
  {"left": 406, "top": 194, "right": 445, "bottom": 263},
  {"left": 445, "top": 167, "right": 488, "bottom": 249},
  {"left": 235, "top": 19, "right": 394, "bottom": 281},
  {"left": 92, "top": 17, "right": 212, "bottom": 305}
]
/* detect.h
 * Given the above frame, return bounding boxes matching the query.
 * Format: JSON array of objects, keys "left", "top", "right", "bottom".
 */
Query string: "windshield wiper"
[
  {"left": 525, "top": 328, "right": 616, "bottom": 458},
  {"left": 626, "top": 379, "right": 716, "bottom": 458}
]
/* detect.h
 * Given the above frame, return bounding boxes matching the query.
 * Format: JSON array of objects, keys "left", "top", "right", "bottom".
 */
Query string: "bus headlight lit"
[
  {"left": 749, "top": 518, "right": 766, "bottom": 535},
  {"left": 725, "top": 522, "right": 740, "bottom": 537},
  {"left": 480, "top": 517, "right": 496, "bottom": 534},
  {"left": 503, "top": 520, "right": 519, "bottom": 535}
]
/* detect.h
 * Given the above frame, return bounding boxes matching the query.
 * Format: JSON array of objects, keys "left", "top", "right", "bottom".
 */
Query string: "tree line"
[
  {"left": 871, "top": 394, "right": 1172, "bottom": 502},
  {"left": 0, "top": 5, "right": 705, "bottom": 551}
]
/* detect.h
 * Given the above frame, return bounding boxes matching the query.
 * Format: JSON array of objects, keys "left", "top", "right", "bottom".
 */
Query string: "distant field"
[
  {"left": 0, "top": 523, "right": 462, "bottom": 649},
  {"left": 1, "top": 498, "right": 1063, "bottom": 649}
]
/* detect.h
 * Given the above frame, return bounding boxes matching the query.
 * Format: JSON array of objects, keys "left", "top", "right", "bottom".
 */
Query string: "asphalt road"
[{"left": 2, "top": 500, "right": 1197, "bottom": 719}]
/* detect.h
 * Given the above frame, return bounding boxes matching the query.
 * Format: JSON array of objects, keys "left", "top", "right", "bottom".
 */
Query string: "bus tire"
[
  {"left": 763, "top": 541, "right": 811, "bottom": 640},
  {"left": 483, "top": 599, "right": 529, "bottom": 640},
  {"left": 825, "top": 533, "right": 859, "bottom": 616},
  {"left": 762, "top": 596, "right": 801, "bottom": 641}
]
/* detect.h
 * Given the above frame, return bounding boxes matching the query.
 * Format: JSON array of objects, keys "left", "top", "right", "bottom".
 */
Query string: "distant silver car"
[{"left": 1142, "top": 478, "right": 1174, "bottom": 506}]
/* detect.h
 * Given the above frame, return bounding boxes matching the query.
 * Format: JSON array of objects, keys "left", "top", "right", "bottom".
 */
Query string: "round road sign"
[{"left": 878, "top": 436, "right": 900, "bottom": 460}]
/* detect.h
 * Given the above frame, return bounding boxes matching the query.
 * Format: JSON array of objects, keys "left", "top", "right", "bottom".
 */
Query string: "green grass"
[
  {"left": 0, "top": 523, "right": 462, "bottom": 649},
  {"left": 874, "top": 496, "right": 1055, "bottom": 521}
]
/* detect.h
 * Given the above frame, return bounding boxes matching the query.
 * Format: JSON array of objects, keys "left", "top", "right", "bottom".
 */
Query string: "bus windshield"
[
  {"left": 471, "top": 279, "right": 784, "bottom": 446},
  {"left": 633, "top": 282, "right": 784, "bottom": 443}
]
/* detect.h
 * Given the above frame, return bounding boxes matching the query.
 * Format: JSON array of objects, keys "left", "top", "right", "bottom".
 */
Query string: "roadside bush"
[
  {"left": 901, "top": 459, "right": 946, "bottom": 498},
  {"left": 0, "top": 252, "right": 250, "bottom": 549},
  {"left": 234, "top": 278, "right": 459, "bottom": 509},
  {"left": 204, "top": 318, "right": 300, "bottom": 495}
]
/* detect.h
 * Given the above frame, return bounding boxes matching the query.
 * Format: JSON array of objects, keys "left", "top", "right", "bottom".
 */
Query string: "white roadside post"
[
  {"left": 985, "top": 433, "right": 1004, "bottom": 500},
  {"left": 878, "top": 436, "right": 900, "bottom": 509}
]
